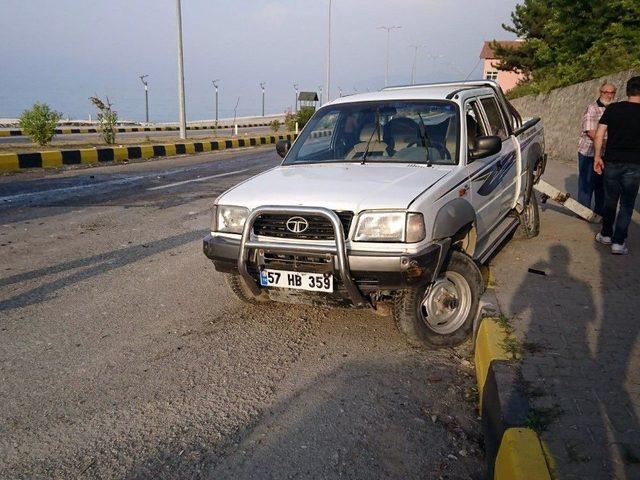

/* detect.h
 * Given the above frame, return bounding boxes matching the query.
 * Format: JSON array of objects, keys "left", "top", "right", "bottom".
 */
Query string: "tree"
[
  {"left": 493, "top": 0, "right": 640, "bottom": 97},
  {"left": 18, "top": 103, "right": 62, "bottom": 146},
  {"left": 89, "top": 96, "right": 118, "bottom": 144}
]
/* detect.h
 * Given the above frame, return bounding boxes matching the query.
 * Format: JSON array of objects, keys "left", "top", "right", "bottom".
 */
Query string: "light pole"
[
  {"left": 318, "top": 85, "right": 323, "bottom": 106},
  {"left": 293, "top": 82, "right": 299, "bottom": 113},
  {"left": 260, "top": 82, "right": 266, "bottom": 117},
  {"left": 212, "top": 79, "right": 219, "bottom": 126},
  {"left": 325, "top": 0, "right": 332, "bottom": 103},
  {"left": 338, "top": 86, "right": 343, "bottom": 97},
  {"left": 139, "top": 74, "right": 149, "bottom": 123},
  {"left": 175, "top": 0, "right": 187, "bottom": 139},
  {"left": 378, "top": 25, "right": 402, "bottom": 87},
  {"left": 232, "top": 96, "right": 240, "bottom": 133},
  {"left": 409, "top": 45, "right": 424, "bottom": 85}
]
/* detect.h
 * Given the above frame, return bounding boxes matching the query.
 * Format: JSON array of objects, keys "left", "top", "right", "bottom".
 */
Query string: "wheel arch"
[{"left": 432, "top": 198, "right": 477, "bottom": 256}]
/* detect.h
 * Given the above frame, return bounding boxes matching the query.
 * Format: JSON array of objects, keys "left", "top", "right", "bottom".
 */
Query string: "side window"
[
  {"left": 297, "top": 111, "right": 339, "bottom": 159},
  {"left": 480, "top": 97, "right": 508, "bottom": 140},
  {"left": 465, "top": 100, "right": 487, "bottom": 150}
]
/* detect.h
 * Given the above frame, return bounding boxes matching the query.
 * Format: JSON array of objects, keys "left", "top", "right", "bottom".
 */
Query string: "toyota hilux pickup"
[{"left": 203, "top": 80, "right": 545, "bottom": 348}]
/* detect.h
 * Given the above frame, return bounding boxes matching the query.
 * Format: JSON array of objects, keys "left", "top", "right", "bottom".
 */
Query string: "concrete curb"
[
  {"left": 0, "top": 122, "right": 272, "bottom": 137},
  {"left": 475, "top": 288, "right": 554, "bottom": 479},
  {"left": 0, "top": 133, "right": 297, "bottom": 173}
]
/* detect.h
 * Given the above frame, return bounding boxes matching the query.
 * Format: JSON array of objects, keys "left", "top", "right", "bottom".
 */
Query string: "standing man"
[
  {"left": 577, "top": 83, "right": 617, "bottom": 214},
  {"left": 594, "top": 76, "right": 640, "bottom": 254}
]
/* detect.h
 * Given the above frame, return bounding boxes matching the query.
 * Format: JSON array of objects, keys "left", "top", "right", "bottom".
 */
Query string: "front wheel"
[
  {"left": 393, "top": 250, "right": 482, "bottom": 348},
  {"left": 225, "top": 273, "right": 270, "bottom": 304}
]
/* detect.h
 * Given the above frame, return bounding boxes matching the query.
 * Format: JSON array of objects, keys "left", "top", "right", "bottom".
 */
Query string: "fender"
[{"left": 432, "top": 197, "right": 476, "bottom": 241}]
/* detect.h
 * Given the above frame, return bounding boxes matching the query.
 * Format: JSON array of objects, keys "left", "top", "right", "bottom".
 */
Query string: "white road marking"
[{"left": 146, "top": 169, "right": 248, "bottom": 190}]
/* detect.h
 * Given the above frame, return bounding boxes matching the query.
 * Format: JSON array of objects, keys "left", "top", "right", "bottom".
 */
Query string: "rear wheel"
[
  {"left": 225, "top": 273, "right": 270, "bottom": 304},
  {"left": 515, "top": 192, "right": 540, "bottom": 239},
  {"left": 393, "top": 250, "right": 482, "bottom": 348}
]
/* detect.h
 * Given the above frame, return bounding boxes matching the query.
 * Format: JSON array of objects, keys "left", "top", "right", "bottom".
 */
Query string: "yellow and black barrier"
[
  {"left": 0, "top": 122, "right": 273, "bottom": 138},
  {"left": 0, "top": 133, "right": 297, "bottom": 173},
  {"left": 474, "top": 316, "right": 554, "bottom": 479}
]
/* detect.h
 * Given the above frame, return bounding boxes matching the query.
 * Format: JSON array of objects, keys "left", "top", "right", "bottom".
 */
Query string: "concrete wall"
[{"left": 511, "top": 69, "right": 639, "bottom": 163}]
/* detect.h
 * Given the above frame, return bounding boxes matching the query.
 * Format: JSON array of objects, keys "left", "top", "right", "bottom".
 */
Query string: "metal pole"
[
  {"left": 378, "top": 25, "right": 401, "bottom": 87},
  {"left": 318, "top": 86, "right": 323, "bottom": 106},
  {"left": 233, "top": 96, "right": 240, "bottom": 133},
  {"left": 293, "top": 83, "right": 298, "bottom": 113},
  {"left": 176, "top": 0, "right": 187, "bottom": 139},
  {"left": 410, "top": 45, "right": 421, "bottom": 85},
  {"left": 212, "top": 79, "right": 219, "bottom": 127},
  {"left": 325, "top": 0, "right": 332, "bottom": 103},
  {"left": 260, "top": 82, "right": 265, "bottom": 117},
  {"left": 139, "top": 75, "right": 149, "bottom": 123}
]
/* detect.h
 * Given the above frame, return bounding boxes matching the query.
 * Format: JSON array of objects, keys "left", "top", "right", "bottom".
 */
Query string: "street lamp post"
[
  {"left": 378, "top": 25, "right": 402, "bottom": 87},
  {"left": 318, "top": 85, "right": 323, "bottom": 106},
  {"left": 325, "top": 0, "right": 332, "bottom": 103},
  {"left": 212, "top": 79, "right": 220, "bottom": 126},
  {"left": 175, "top": 0, "right": 187, "bottom": 139},
  {"left": 293, "top": 82, "right": 299, "bottom": 113},
  {"left": 139, "top": 74, "right": 149, "bottom": 123},
  {"left": 409, "top": 45, "right": 424, "bottom": 85},
  {"left": 260, "top": 82, "right": 266, "bottom": 117},
  {"left": 338, "top": 86, "right": 343, "bottom": 97}
]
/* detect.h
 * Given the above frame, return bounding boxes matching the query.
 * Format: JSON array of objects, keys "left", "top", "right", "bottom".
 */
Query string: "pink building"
[{"left": 480, "top": 40, "right": 526, "bottom": 93}]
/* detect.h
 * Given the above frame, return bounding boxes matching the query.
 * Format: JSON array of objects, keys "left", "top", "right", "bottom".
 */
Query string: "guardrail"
[
  {"left": 0, "top": 122, "right": 274, "bottom": 138},
  {"left": 0, "top": 133, "right": 297, "bottom": 173}
]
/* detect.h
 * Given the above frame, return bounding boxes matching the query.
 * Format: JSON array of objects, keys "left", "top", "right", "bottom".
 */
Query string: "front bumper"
[{"left": 203, "top": 233, "right": 446, "bottom": 294}]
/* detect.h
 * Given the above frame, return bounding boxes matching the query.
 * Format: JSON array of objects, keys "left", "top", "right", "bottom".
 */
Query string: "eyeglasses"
[{"left": 600, "top": 90, "right": 616, "bottom": 94}]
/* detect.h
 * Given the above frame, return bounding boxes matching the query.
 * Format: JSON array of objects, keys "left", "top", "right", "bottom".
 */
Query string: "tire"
[
  {"left": 393, "top": 250, "right": 482, "bottom": 348},
  {"left": 515, "top": 191, "right": 540, "bottom": 239},
  {"left": 225, "top": 273, "right": 270, "bottom": 304}
]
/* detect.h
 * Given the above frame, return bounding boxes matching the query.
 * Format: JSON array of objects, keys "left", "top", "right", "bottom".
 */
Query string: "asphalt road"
[
  {"left": 0, "top": 147, "right": 483, "bottom": 479},
  {"left": 0, "top": 125, "right": 272, "bottom": 146}
]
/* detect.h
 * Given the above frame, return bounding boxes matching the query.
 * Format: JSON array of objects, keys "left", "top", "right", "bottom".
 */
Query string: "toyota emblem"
[{"left": 286, "top": 216, "right": 309, "bottom": 233}]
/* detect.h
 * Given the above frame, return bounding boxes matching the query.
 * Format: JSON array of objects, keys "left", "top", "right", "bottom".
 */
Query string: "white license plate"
[{"left": 259, "top": 269, "right": 333, "bottom": 292}]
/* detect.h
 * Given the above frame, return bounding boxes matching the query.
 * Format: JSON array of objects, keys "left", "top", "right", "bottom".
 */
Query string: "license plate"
[{"left": 259, "top": 269, "right": 333, "bottom": 292}]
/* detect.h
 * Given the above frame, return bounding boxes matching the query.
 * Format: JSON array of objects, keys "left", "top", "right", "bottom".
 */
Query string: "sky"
[{"left": 0, "top": 0, "right": 519, "bottom": 123}]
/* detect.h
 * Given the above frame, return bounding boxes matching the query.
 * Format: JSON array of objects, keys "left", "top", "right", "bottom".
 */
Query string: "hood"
[{"left": 218, "top": 162, "right": 451, "bottom": 212}]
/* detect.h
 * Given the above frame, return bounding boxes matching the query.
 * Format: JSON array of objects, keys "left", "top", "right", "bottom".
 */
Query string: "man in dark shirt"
[{"left": 594, "top": 76, "right": 640, "bottom": 254}]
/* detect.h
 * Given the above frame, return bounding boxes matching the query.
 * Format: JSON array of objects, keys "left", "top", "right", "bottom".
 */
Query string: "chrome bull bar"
[{"left": 238, "top": 206, "right": 368, "bottom": 306}]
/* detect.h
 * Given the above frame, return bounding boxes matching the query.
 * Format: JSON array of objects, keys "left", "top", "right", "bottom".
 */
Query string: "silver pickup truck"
[{"left": 203, "top": 80, "right": 545, "bottom": 348}]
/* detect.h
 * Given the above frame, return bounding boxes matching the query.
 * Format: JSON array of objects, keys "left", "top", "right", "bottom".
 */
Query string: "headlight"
[
  {"left": 213, "top": 205, "right": 249, "bottom": 234},
  {"left": 354, "top": 211, "right": 425, "bottom": 243}
]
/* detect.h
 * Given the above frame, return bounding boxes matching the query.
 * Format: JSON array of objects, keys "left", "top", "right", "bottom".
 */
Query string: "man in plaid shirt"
[{"left": 577, "top": 83, "right": 617, "bottom": 215}]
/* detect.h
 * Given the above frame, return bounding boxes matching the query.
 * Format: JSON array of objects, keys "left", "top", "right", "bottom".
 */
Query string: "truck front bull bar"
[{"left": 237, "top": 206, "right": 368, "bottom": 307}]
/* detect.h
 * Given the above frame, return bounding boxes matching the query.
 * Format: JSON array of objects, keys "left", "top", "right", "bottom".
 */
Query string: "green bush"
[
  {"left": 90, "top": 96, "right": 118, "bottom": 145},
  {"left": 269, "top": 119, "right": 281, "bottom": 133},
  {"left": 296, "top": 107, "right": 315, "bottom": 129},
  {"left": 284, "top": 112, "right": 297, "bottom": 131},
  {"left": 18, "top": 103, "right": 62, "bottom": 146}
]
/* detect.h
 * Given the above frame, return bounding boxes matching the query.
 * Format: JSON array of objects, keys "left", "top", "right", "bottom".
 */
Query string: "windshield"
[{"left": 283, "top": 100, "right": 459, "bottom": 165}]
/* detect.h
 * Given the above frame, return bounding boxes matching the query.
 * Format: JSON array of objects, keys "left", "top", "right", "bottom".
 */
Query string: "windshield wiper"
[
  {"left": 360, "top": 110, "right": 380, "bottom": 165},
  {"left": 417, "top": 113, "right": 432, "bottom": 167}
]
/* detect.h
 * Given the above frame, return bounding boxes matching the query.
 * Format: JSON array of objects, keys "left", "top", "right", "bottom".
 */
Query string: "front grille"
[
  {"left": 253, "top": 211, "right": 354, "bottom": 240},
  {"left": 263, "top": 252, "right": 333, "bottom": 273}
]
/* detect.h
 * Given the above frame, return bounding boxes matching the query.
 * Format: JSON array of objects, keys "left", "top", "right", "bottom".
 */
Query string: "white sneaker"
[
  {"left": 611, "top": 243, "right": 629, "bottom": 255},
  {"left": 595, "top": 233, "right": 612, "bottom": 245}
]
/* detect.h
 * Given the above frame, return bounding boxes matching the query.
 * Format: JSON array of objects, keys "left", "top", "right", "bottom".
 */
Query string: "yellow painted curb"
[
  {"left": 475, "top": 318, "right": 511, "bottom": 405},
  {"left": 80, "top": 149, "right": 98, "bottom": 165},
  {"left": 40, "top": 151, "right": 63, "bottom": 168},
  {"left": 112, "top": 146, "right": 128, "bottom": 161},
  {"left": 495, "top": 428, "right": 552, "bottom": 480},
  {"left": 0, "top": 131, "right": 11, "bottom": 137},
  {"left": 164, "top": 144, "right": 177, "bottom": 156},
  {"left": 184, "top": 143, "right": 196, "bottom": 154},
  {"left": 0, "top": 153, "right": 20, "bottom": 172},
  {"left": 140, "top": 145, "right": 155, "bottom": 159}
]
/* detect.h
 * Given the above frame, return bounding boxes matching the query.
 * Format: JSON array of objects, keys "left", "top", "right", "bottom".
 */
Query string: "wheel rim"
[
  {"left": 419, "top": 271, "right": 472, "bottom": 335},
  {"left": 523, "top": 198, "right": 536, "bottom": 231}
]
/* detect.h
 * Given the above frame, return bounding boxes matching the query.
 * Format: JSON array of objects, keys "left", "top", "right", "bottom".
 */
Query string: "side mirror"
[
  {"left": 276, "top": 139, "right": 291, "bottom": 158},
  {"left": 469, "top": 135, "right": 502, "bottom": 161}
]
